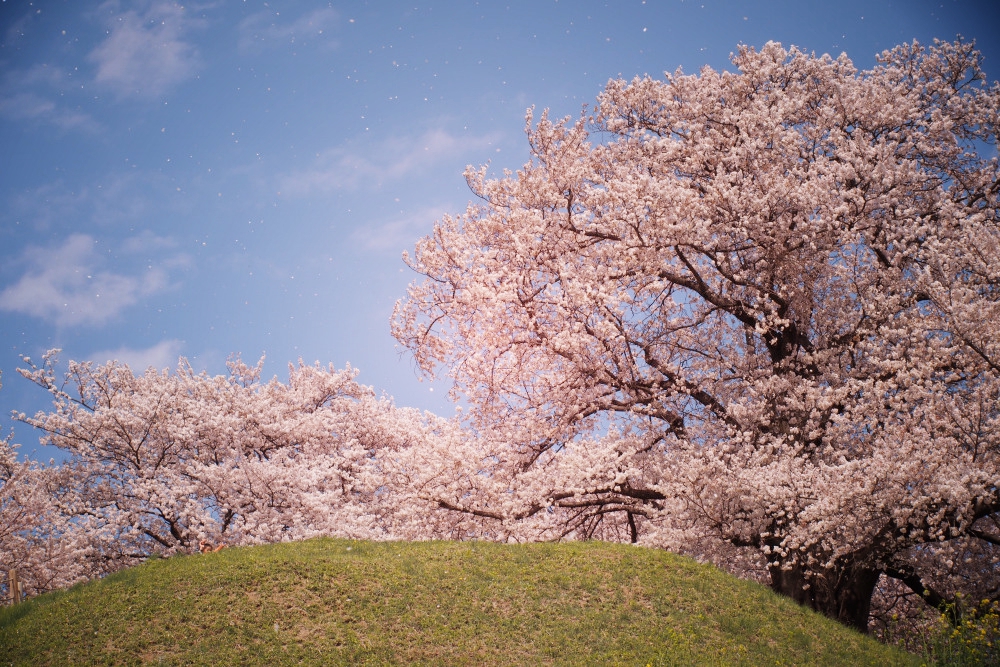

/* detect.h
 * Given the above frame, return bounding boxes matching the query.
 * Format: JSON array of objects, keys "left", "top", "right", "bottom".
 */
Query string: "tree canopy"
[{"left": 392, "top": 39, "right": 1000, "bottom": 630}]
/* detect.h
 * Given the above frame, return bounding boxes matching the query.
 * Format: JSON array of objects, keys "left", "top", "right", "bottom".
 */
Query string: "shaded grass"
[{"left": 0, "top": 538, "right": 923, "bottom": 665}]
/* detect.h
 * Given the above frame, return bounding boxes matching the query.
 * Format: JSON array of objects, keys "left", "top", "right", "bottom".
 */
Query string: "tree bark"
[{"left": 768, "top": 560, "right": 880, "bottom": 633}]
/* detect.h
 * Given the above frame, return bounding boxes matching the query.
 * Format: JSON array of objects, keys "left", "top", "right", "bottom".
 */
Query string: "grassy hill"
[{"left": 0, "top": 538, "right": 922, "bottom": 666}]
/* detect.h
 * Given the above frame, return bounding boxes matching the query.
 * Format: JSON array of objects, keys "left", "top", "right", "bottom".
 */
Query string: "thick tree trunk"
[{"left": 768, "top": 560, "right": 880, "bottom": 633}]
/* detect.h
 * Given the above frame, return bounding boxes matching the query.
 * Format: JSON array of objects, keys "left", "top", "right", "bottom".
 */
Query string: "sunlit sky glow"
[{"left": 2, "top": 0, "right": 998, "bottom": 457}]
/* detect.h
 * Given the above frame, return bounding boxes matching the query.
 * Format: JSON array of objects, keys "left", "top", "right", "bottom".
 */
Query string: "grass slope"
[{"left": 1, "top": 538, "right": 922, "bottom": 666}]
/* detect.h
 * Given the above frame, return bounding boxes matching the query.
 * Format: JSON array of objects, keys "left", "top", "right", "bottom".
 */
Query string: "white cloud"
[
  {"left": 352, "top": 205, "right": 451, "bottom": 254},
  {"left": 0, "top": 92, "right": 98, "bottom": 131},
  {"left": 3, "top": 8, "right": 35, "bottom": 46},
  {"left": 88, "top": 1, "right": 200, "bottom": 99},
  {"left": 0, "top": 234, "right": 170, "bottom": 327},
  {"left": 120, "top": 230, "right": 178, "bottom": 254},
  {"left": 6, "top": 173, "right": 180, "bottom": 232},
  {"left": 6, "top": 182, "right": 90, "bottom": 232},
  {"left": 0, "top": 65, "right": 100, "bottom": 132},
  {"left": 280, "top": 129, "right": 500, "bottom": 195},
  {"left": 238, "top": 7, "right": 339, "bottom": 53},
  {"left": 87, "top": 339, "right": 184, "bottom": 372},
  {"left": 0, "top": 91, "right": 99, "bottom": 131}
]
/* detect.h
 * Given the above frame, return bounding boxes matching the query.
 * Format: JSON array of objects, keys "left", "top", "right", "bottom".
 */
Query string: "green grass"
[{"left": 0, "top": 538, "right": 923, "bottom": 666}]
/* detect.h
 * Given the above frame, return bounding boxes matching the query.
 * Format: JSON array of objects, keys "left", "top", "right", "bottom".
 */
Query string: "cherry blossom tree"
[
  {"left": 1, "top": 375, "right": 98, "bottom": 599},
  {"left": 393, "top": 39, "right": 1000, "bottom": 631},
  {"left": 15, "top": 352, "right": 434, "bottom": 571}
]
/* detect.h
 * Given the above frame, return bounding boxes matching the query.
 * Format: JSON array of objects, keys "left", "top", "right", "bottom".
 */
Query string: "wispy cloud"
[
  {"left": 0, "top": 65, "right": 99, "bottom": 132},
  {"left": 120, "top": 230, "right": 178, "bottom": 254},
  {"left": 87, "top": 338, "right": 184, "bottom": 372},
  {"left": 0, "top": 91, "right": 99, "bottom": 131},
  {"left": 238, "top": 7, "right": 339, "bottom": 53},
  {"left": 0, "top": 234, "right": 172, "bottom": 327},
  {"left": 5, "top": 173, "right": 179, "bottom": 232},
  {"left": 88, "top": 1, "right": 200, "bottom": 99},
  {"left": 352, "top": 205, "right": 451, "bottom": 255},
  {"left": 280, "top": 129, "right": 500, "bottom": 195},
  {"left": 2, "top": 7, "right": 34, "bottom": 46}
]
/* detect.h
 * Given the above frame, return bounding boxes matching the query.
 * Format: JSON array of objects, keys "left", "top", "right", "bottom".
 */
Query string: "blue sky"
[{"left": 2, "top": 0, "right": 998, "bottom": 458}]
